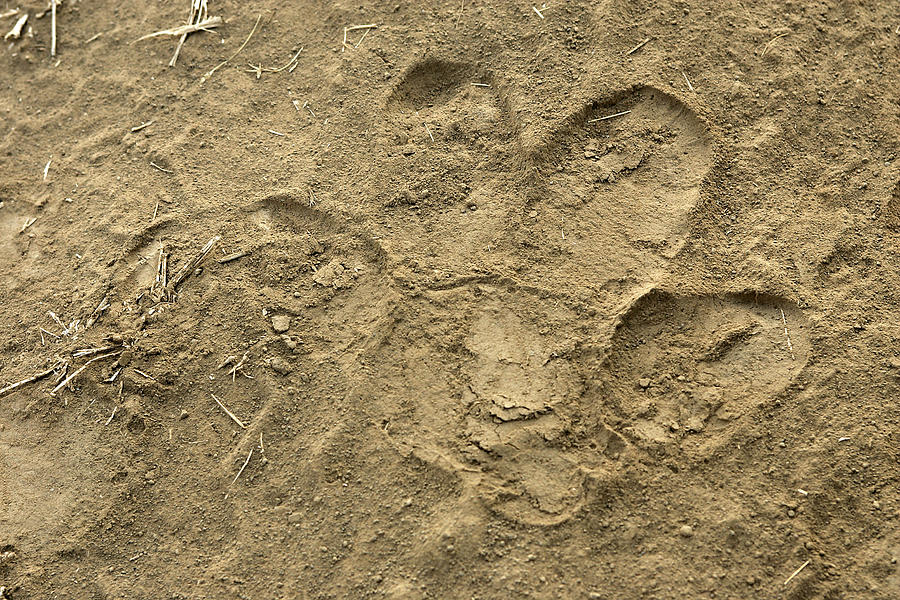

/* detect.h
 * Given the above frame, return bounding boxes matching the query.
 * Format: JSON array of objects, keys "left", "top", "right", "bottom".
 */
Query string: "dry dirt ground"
[{"left": 1, "top": 0, "right": 900, "bottom": 598}]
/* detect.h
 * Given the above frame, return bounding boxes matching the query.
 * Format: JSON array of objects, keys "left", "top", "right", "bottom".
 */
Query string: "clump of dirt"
[{"left": 2, "top": 1, "right": 900, "bottom": 598}]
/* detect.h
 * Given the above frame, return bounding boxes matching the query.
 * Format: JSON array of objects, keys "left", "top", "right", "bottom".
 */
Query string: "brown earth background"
[{"left": 2, "top": 0, "right": 900, "bottom": 598}]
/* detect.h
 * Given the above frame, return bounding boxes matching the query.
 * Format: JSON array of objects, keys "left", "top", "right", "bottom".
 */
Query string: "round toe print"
[
  {"left": 604, "top": 291, "right": 810, "bottom": 446},
  {"left": 385, "top": 59, "right": 518, "bottom": 154},
  {"left": 524, "top": 86, "right": 714, "bottom": 291},
  {"left": 375, "top": 60, "right": 524, "bottom": 280},
  {"left": 238, "top": 194, "right": 395, "bottom": 364}
]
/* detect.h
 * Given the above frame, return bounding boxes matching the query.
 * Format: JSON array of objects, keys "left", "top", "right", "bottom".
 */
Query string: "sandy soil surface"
[{"left": 2, "top": 0, "right": 900, "bottom": 598}]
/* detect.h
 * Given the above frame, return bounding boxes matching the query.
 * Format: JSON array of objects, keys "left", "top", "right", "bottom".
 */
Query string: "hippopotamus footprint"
[
  {"left": 359, "top": 61, "right": 729, "bottom": 525},
  {"left": 327, "top": 59, "right": 806, "bottom": 528}
]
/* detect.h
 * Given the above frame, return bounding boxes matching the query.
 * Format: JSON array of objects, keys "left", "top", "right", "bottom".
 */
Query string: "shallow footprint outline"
[
  {"left": 523, "top": 85, "right": 715, "bottom": 291},
  {"left": 602, "top": 290, "right": 810, "bottom": 447}
]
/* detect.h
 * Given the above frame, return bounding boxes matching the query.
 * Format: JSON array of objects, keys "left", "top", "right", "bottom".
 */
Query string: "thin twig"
[
  {"left": 231, "top": 448, "right": 253, "bottom": 485},
  {"left": 0, "top": 364, "right": 60, "bottom": 398},
  {"left": 211, "top": 393, "right": 246, "bottom": 429},
  {"left": 200, "top": 15, "right": 262, "bottom": 85},
  {"left": 780, "top": 309, "right": 795, "bottom": 360},
  {"left": 341, "top": 24, "right": 376, "bottom": 52},
  {"left": 253, "top": 46, "right": 303, "bottom": 74},
  {"left": 784, "top": 560, "right": 810, "bottom": 586},
  {"left": 762, "top": 32, "right": 789, "bottom": 56},
  {"left": 217, "top": 251, "right": 247, "bottom": 264},
  {"left": 682, "top": 70, "right": 695, "bottom": 92},
  {"left": 105, "top": 405, "right": 117, "bottom": 425},
  {"left": 150, "top": 161, "right": 173, "bottom": 174},
  {"left": 588, "top": 110, "right": 631, "bottom": 123},
  {"left": 137, "top": 16, "right": 222, "bottom": 42},
  {"left": 354, "top": 28, "right": 370, "bottom": 48},
  {"left": 131, "top": 120, "right": 154, "bottom": 132},
  {"left": 72, "top": 346, "right": 117, "bottom": 358},
  {"left": 133, "top": 369, "right": 155, "bottom": 381},
  {"left": 626, "top": 36, "right": 651, "bottom": 55},
  {"left": 50, "top": 0, "right": 57, "bottom": 57},
  {"left": 50, "top": 351, "right": 121, "bottom": 396}
]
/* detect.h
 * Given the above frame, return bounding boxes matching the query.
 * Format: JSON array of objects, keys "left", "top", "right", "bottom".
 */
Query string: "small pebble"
[
  {"left": 270, "top": 357, "right": 292, "bottom": 375},
  {"left": 280, "top": 334, "right": 297, "bottom": 350},
  {"left": 271, "top": 314, "right": 291, "bottom": 333},
  {"left": 679, "top": 525, "right": 694, "bottom": 537},
  {"left": 116, "top": 350, "right": 133, "bottom": 367}
]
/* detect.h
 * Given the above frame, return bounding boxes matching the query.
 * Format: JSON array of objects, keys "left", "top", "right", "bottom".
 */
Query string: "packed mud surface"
[{"left": 2, "top": 1, "right": 900, "bottom": 598}]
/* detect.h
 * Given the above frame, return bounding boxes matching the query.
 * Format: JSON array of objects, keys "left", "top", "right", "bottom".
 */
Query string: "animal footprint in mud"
[
  {"left": 604, "top": 291, "right": 810, "bottom": 446},
  {"left": 529, "top": 86, "right": 714, "bottom": 288},
  {"left": 368, "top": 73, "right": 721, "bottom": 526}
]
